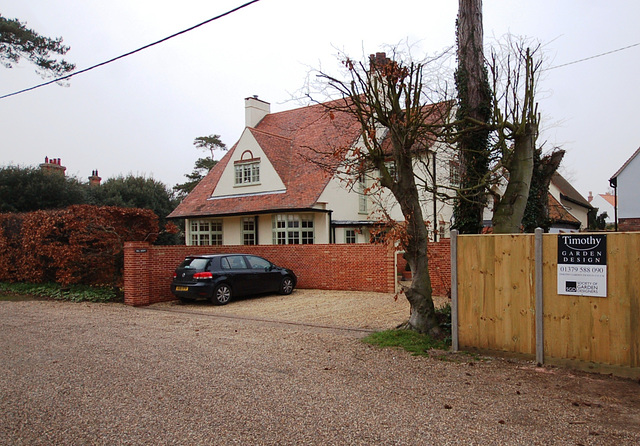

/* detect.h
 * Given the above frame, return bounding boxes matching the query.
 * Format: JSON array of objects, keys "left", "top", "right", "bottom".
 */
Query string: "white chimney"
[{"left": 245, "top": 95, "right": 270, "bottom": 127}]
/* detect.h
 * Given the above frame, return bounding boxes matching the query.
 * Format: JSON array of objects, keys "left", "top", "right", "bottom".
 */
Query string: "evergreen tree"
[{"left": 0, "top": 14, "right": 75, "bottom": 77}]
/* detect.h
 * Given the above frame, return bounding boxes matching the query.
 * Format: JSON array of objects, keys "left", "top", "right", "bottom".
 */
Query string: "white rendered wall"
[{"left": 618, "top": 154, "right": 640, "bottom": 218}]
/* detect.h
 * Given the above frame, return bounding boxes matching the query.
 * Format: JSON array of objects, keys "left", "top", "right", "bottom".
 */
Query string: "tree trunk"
[
  {"left": 389, "top": 141, "right": 441, "bottom": 337},
  {"left": 454, "top": 0, "right": 492, "bottom": 234},
  {"left": 458, "top": 0, "right": 486, "bottom": 111},
  {"left": 492, "top": 125, "right": 535, "bottom": 233}
]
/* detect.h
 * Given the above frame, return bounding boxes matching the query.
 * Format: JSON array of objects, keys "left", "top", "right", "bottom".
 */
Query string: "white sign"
[{"left": 557, "top": 234, "right": 607, "bottom": 297}]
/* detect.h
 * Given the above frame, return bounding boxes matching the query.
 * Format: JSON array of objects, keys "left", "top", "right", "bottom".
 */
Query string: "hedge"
[{"left": 0, "top": 205, "right": 158, "bottom": 287}]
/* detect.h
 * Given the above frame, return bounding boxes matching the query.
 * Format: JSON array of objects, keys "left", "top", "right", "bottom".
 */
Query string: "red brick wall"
[
  {"left": 124, "top": 243, "right": 397, "bottom": 306},
  {"left": 619, "top": 218, "right": 640, "bottom": 231},
  {"left": 396, "top": 238, "right": 451, "bottom": 297}
]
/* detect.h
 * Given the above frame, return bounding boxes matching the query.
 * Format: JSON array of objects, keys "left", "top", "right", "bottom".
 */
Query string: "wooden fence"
[{"left": 451, "top": 230, "right": 640, "bottom": 378}]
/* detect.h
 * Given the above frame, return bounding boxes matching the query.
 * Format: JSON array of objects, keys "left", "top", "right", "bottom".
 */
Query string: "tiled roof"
[
  {"left": 168, "top": 99, "right": 363, "bottom": 219},
  {"left": 551, "top": 172, "right": 593, "bottom": 209},
  {"left": 599, "top": 193, "right": 616, "bottom": 207},
  {"left": 548, "top": 193, "right": 580, "bottom": 226}
]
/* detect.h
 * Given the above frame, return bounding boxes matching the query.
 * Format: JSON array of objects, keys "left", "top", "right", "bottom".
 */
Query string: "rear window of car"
[
  {"left": 179, "top": 258, "right": 210, "bottom": 270},
  {"left": 220, "top": 256, "right": 248, "bottom": 270}
]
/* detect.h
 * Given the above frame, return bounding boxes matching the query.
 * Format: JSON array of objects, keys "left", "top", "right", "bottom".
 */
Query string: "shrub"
[{"left": 0, "top": 205, "right": 158, "bottom": 287}]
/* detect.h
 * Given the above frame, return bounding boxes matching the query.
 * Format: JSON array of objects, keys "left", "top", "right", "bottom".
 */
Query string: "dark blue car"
[{"left": 171, "top": 254, "right": 296, "bottom": 305}]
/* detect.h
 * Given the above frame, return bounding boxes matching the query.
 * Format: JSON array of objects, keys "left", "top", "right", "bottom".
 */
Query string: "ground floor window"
[
  {"left": 345, "top": 229, "right": 356, "bottom": 244},
  {"left": 242, "top": 217, "right": 256, "bottom": 245},
  {"left": 273, "top": 214, "right": 314, "bottom": 244},
  {"left": 189, "top": 219, "right": 222, "bottom": 245}
]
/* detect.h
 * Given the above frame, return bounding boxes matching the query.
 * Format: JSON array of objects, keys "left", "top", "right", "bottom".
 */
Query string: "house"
[
  {"left": 168, "top": 94, "right": 459, "bottom": 246},
  {"left": 169, "top": 90, "right": 596, "bottom": 245},
  {"left": 547, "top": 172, "right": 594, "bottom": 232},
  {"left": 610, "top": 146, "right": 640, "bottom": 231},
  {"left": 587, "top": 191, "right": 616, "bottom": 224}
]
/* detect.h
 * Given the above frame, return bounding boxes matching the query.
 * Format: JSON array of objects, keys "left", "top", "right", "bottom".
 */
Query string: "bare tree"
[
  {"left": 313, "top": 51, "right": 453, "bottom": 336},
  {"left": 489, "top": 42, "right": 544, "bottom": 233}
]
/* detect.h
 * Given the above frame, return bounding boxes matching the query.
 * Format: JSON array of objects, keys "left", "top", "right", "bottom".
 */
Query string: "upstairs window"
[
  {"left": 384, "top": 160, "right": 397, "bottom": 182},
  {"left": 234, "top": 150, "right": 260, "bottom": 185},
  {"left": 449, "top": 160, "right": 461, "bottom": 187},
  {"left": 358, "top": 174, "right": 368, "bottom": 214}
]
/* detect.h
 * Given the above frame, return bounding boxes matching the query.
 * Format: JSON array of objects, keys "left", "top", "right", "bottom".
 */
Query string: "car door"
[
  {"left": 219, "top": 255, "right": 252, "bottom": 296},
  {"left": 244, "top": 255, "right": 281, "bottom": 294}
]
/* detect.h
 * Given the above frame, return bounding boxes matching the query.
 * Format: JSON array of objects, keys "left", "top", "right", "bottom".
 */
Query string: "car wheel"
[
  {"left": 213, "top": 284, "right": 232, "bottom": 305},
  {"left": 280, "top": 276, "right": 294, "bottom": 295}
]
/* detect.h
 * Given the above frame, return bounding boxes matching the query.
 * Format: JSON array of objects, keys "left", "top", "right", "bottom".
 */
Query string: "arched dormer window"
[{"left": 234, "top": 150, "right": 261, "bottom": 185}]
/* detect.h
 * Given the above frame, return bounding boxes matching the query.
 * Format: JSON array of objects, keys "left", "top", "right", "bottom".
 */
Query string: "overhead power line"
[
  {"left": 546, "top": 42, "right": 640, "bottom": 70},
  {"left": 0, "top": 0, "right": 262, "bottom": 100}
]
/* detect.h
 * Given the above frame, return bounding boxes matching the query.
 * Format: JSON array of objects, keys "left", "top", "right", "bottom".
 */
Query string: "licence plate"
[{"left": 175, "top": 286, "right": 189, "bottom": 292}]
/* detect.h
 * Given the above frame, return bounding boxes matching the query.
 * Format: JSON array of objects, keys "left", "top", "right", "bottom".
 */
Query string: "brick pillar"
[{"left": 124, "top": 242, "right": 152, "bottom": 306}]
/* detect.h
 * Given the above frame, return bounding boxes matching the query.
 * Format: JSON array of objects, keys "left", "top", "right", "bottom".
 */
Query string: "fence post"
[
  {"left": 450, "top": 229, "right": 459, "bottom": 352},
  {"left": 535, "top": 228, "right": 544, "bottom": 365}
]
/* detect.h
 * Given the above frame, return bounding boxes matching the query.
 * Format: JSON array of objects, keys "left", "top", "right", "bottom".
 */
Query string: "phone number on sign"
[{"left": 559, "top": 266, "right": 605, "bottom": 274}]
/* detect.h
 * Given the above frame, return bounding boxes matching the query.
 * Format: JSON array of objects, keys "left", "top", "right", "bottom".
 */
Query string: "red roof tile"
[
  {"left": 548, "top": 193, "right": 580, "bottom": 226},
  {"left": 599, "top": 193, "right": 616, "bottom": 207}
]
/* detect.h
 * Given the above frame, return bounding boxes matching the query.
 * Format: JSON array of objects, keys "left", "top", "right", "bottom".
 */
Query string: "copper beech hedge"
[{"left": 0, "top": 205, "right": 159, "bottom": 287}]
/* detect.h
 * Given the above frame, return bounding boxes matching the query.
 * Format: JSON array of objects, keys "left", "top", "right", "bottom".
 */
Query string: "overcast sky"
[{"left": 2, "top": 0, "right": 639, "bottom": 202}]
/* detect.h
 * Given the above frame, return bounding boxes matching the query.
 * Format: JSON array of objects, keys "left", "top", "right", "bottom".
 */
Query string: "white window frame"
[
  {"left": 234, "top": 161, "right": 260, "bottom": 186},
  {"left": 449, "top": 160, "right": 461, "bottom": 187},
  {"left": 189, "top": 219, "right": 223, "bottom": 246},
  {"left": 272, "top": 214, "right": 314, "bottom": 245},
  {"left": 242, "top": 217, "right": 256, "bottom": 245},
  {"left": 358, "top": 174, "right": 367, "bottom": 214}
]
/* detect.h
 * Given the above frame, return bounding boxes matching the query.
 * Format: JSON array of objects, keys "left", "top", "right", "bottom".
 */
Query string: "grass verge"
[
  {"left": 362, "top": 329, "right": 450, "bottom": 357},
  {"left": 362, "top": 304, "right": 452, "bottom": 357}
]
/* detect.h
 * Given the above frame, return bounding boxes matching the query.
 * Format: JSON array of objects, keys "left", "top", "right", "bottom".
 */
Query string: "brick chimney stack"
[
  {"left": 88, "top": 169, "right": 102, "bottom": 186},
  {"left": 369, "top": 52, "right": 390, "bottom": 68},
  {"left": 39, "top": 156, "right": 66, "bottom": 176}
]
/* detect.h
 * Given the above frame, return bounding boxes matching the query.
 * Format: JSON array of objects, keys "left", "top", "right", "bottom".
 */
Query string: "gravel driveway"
[{"left": 1, "top": 291, "right": 639, "bottom": 445}]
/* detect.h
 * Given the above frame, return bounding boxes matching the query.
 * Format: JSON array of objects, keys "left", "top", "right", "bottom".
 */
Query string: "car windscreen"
[{"left": 179, "top": 258, "right": 210, "bottom": 271}]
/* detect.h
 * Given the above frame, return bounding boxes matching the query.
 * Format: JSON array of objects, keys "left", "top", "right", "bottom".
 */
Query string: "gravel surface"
[{"left": 1, "top": 290, "right": 639, "bottom": 445}]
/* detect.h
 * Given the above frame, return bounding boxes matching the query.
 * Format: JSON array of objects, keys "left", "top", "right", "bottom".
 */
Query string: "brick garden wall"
[
  {"left": 619, "top": 218, "right": 640, "bottom": 231},
  {"left": 396, "top": 238, "right": 451, "bottom": 297},
  {"left": 124, "top": 242, "right": 397, "bottom": 306}
]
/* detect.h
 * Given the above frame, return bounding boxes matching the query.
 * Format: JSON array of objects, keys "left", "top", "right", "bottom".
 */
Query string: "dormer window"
[{"left": 234, "top": 150, "right": 260, "bottom": 186}]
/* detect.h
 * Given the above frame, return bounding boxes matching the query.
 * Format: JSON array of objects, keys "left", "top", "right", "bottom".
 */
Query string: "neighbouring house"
[
  {"left": 588, "top": 191, "right": 616, "bottom": 225},
  {"left": 547, "top": 172, "right": 594, "bottom": 233},
  {"left": 39, "top": 156, "right": 66, "bottom": 176},
  {"left": 38, "top": 156, "right": 102, "bottom": 186},
  {"left": 610, "top": 146, "right": 640, "bottom": 231},
  {"left": 168, "top": 95, "right": 457, "bottom": 246}
]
